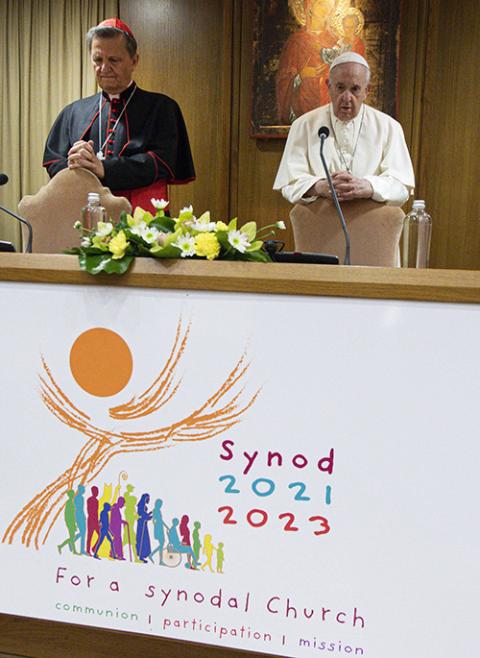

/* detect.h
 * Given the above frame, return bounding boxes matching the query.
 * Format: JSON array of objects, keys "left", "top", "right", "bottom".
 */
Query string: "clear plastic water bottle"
[
  {"left": 402, "top": 200, "right": 432, "bottom": 268},
  {"left": 82, "top": 192, "right": 107, "bottom": 229}
]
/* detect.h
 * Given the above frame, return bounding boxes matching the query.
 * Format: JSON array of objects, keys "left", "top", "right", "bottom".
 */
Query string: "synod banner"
[{"left": 0, "top": 279, "right": 479, "bottom": 658}]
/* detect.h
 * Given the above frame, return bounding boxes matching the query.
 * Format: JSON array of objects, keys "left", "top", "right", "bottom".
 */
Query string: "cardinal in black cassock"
[{"left": 42, "top": 18, "right": 195, "bottom": 213}]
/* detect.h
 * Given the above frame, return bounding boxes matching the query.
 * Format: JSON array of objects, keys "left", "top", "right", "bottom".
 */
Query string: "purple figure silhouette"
[
  {"left": 110, "top": 497, "right": 126, "bottom": 560},
  {"left": 86, "top": 485, "right": 100, "bottom": 555},
  {"left": 136, "top": 493, "right": 152, "bottom": 563}
]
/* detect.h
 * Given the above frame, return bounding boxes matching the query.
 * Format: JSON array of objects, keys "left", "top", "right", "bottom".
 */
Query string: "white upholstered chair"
[
  {"left": 18, "top": 167, "right": 132, "bottom": 253},
  {"left": 290, "top": 198, "right": 405, "bottom": 267}
]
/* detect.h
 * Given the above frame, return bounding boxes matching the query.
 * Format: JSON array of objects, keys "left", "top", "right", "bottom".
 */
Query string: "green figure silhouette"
[
  {"left": 192, "top": 521, "right": 202, "bottom": 562},
  {"left": 57, "top": 490, "right": 79, "bottom": 555},
  {"left": 200, "top": 533, "right": 217, "bottom": 573},
  {"left": 122, "top": 484, "right": 139, "bottom": 562},
  {"left": 216, "top": 542, "right": 225, "bottom": 574}
]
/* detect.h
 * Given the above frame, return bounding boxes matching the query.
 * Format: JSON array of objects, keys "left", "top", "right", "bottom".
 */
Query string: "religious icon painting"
[{"left": 251, "top": 0, "right": 401, "bottom": 138}]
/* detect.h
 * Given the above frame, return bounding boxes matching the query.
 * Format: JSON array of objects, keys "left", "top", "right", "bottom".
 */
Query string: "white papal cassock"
[{"left": 273, "top": 103, "right": 415, "bottom": 207}]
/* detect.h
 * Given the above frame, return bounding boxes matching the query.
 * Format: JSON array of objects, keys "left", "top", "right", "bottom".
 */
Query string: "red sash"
[{"left": 113, "top": 180, "right": 168, "bottom": 214}]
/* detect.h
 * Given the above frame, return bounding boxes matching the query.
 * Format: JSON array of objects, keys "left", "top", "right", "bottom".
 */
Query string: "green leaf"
[
  {"left": 78, "top": 252, "right": 134, "bottom": 275},
  {"left": 135, "top": 242, "right": 154, "bottom": 256},
  {"left": 151, "top": 217, "right": 176, "bottom": 233},
  {"left": 216, "top": 230, "right": 231, "bottom": 250},
  {"left": 244, "top": 250, "right": 271, "bottom": 263},
  {"left": 83, "top": 246, "right": 110, "bottom": 255},
  {"left": 102, "top": 255, "right": 134, "bottom": 274},
  {"left": 149, "top": 244, "right": 182, "bottom": 258},
  {"left": 116, "top": 214, "right": 129, "bottom": 230},
  {"left": 228, "top": 217, "right": 237, "bottom": 231}
]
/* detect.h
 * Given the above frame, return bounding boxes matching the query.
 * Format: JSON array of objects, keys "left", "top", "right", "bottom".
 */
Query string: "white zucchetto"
[{"left": 330, "top": 52, "right": 370, "bottom": 72}]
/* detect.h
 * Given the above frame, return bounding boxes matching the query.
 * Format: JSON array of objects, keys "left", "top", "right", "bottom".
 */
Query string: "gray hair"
[{"left": 86, "top": 26, "right": 137, "bottom": 58}]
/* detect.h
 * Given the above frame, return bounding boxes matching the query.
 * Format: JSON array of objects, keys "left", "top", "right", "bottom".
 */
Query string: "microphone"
[
  {"left": 0, "top": 204, "right": 33, "bottom": 253},
  {"left": 0, "top": 173, "right": 8, "bottom": 186},
  {"left": 317, "top": 126, "right": 351, "bottom": 265}
]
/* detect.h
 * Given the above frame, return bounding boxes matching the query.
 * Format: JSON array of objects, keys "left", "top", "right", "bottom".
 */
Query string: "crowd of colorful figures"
[{"left": 57, "top": 480, "right": 225, "bottom": 572}]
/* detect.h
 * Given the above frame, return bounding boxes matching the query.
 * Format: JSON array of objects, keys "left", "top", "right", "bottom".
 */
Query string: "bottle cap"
[
  {"left": 87, "top": 192, "right": 100, "bottom": 203},
  {"left": 412, "top": 199, "right": 425, "bottom": 209}
]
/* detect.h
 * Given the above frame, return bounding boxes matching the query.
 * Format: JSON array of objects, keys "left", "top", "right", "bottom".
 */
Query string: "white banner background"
[{"left": 0, "top": 280, "right": 479, "bottom": 658}]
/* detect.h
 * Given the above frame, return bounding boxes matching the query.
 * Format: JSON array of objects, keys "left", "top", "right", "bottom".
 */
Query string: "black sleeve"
[{"left": 42, "top": 107, "right": 72, "bottom": 178}]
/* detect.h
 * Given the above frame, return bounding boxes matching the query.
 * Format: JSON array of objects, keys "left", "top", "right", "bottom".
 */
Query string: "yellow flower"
[
  {"left": 108, "top": 230, "right": 129, "bottom": 260},
  {"left": 216, "top": 221, "right": 228, "bottom": 231},
  {"left": 194, "top": 232, "right": 220, "bottom": 260}
]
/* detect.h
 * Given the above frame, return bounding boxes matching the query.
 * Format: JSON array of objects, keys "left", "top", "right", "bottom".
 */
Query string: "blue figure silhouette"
[
  {"left": 136, "top": 493, "right": 152, "bottom": 563},
  {"left": 93, "top": 502, "right": 116, "bottom": 560},
  {"left": 74, "top": 484, "right": 87, "bottom": 555},
  {"left": 149, "top": 499, "right": 168, "bottom": 565},
  {"left": 168, "top": 517, "right": 200, "bottom": 567}
]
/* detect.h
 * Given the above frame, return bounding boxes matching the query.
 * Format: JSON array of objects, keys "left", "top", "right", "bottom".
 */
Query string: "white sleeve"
[
  {"left": 364, "top": 174, "right": 410, "bottom": 206},
  {"left": 363, "top": 118, "right": 415, "bottom": 206},
  {"left": 273, "top": 117, "right": 324, "bottom": 204}
]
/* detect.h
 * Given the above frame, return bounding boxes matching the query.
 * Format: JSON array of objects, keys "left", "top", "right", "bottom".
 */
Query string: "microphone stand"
[
  {"left": 0, "top": 204, "right": 33, "bottom": 253},
  {"left": 318, "top": 130, "right": 351, "bottom": 266}
]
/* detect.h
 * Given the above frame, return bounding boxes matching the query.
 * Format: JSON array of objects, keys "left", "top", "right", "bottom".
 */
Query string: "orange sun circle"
[{"left": 69, "top": 328, "right": 133, "bottom": 397}]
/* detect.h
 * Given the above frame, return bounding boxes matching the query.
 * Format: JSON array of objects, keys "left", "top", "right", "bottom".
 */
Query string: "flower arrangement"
[{"left": 69, "top": 199, "right": 286, "bottom": 275}]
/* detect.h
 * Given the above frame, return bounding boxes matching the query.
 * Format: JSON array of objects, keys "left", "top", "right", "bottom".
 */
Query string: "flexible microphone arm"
[
  {"left": 0, "top": 174, "right": 33, "bottom": 253},
  {"left": 318, "top": 127, "right": 351, "bottom": 266},
  {"left": 0, "top": 204, "right": 33, "bottom": 253}
]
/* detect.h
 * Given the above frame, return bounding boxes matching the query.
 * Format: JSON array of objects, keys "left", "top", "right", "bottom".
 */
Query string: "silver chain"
[{"left": 96, "top": 85, "right": 136, "bottom": 161}]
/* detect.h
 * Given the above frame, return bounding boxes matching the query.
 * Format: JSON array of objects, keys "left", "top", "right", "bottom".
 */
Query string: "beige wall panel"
[
  {"left": 397, "top": 0, "right": 428, "bottom": 176},
  {"left": 415, "top": 0, "right": 480, "bottom": 270},
  {"left": 119, "top": 0, "right": 234, "bottom": 220}
]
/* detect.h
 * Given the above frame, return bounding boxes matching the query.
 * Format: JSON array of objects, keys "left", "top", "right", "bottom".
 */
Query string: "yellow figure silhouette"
[{"left": 201, "top": 534, "right": 217, "bottom": 573}]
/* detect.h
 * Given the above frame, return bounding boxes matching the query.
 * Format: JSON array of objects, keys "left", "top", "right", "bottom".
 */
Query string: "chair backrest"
[
  {"left": 18, "top": 167, "right": 132, "bottom": 253},
  {"left": 290, "top": 198, "right": 405, "bottom": 267}
]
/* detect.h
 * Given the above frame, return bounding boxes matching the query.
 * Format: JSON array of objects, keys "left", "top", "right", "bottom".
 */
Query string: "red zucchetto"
[{"left": 97, "top": 18, "right": 134, "bottom": 39}]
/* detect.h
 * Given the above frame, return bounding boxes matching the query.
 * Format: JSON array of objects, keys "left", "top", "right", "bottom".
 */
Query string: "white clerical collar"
[{"left": 106, "top": 80, "right": 134, "bottom": 101}]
